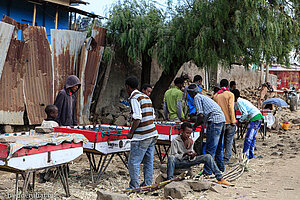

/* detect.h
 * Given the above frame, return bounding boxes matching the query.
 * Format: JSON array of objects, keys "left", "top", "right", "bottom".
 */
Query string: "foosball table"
[{"left": 0, "top": 131, "right": 87, "bottom": 200}]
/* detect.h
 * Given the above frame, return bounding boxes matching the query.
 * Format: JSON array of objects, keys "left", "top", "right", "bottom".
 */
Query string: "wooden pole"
[
  {"left": 55, "top": 7, "right": 58, "bottom": 29},
  {"left": 74, "top": 13, "right": 77, "bottom": 30},
  {"left": 260, "top": 63, "right": 265, "bottom": 85},
  {"left": 32, "top": 4, "right": 36, "bottom": 26},
  {"left": 265, "top": 64, "right": 269, "bottom": 83}
]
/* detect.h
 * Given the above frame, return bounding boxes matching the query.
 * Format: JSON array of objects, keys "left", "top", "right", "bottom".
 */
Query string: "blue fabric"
[
  {"left": 187, "top": 85, "right": 202, "bottom": 115},
  {"left": 243, "top": 120, "right": 262, "bottom": 159},
  {"left": 223, "top": 124, "right": 236, "bottom": 164},
  {"left": 194, "top": 93, "right": 225, "bottom": 124},
  {"left": 203, "top": 122, "right": 225, "bottom": 175},
  {"left": 128, "top": 137, "right": 156, "bottom": 189},
  {"left": 167, "top": 154, "right": 222, "bottom": 180}
]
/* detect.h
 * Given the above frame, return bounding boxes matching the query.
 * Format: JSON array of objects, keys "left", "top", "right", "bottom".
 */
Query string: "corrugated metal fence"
[{"left": 0, "top": 15, "right": 106, "bottom": 125}]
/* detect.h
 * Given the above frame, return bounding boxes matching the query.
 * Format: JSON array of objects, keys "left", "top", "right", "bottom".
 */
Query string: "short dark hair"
[
  {"left": 193, "top": 75, "right": 202, "bottom": 83},
  {"left": 231, "top": 89, "right": 240, "bottom": 101},
  {"left": 230, "top": 81, "right": 236, "bottom": 88},
  {"left": 220, "top": 79, "right": 229, "bottom": 87},
  {"left": 174, "top": 77, "right": 184, "bottom": 85},
  {"left": 125, "top": 76, "right": 139, "bottom": 89},
  {"left": 214, "top": 86, "right": 221, "bottom": 93},
  {"left": 141, "top": 83, "right": 152, "bottom": 91},
  {"left": 45, "top": 105, "right": 58, "bottom": 116},
  {"left": 180, "top": 122, "right": 193, "bottom": 131},
  {"left": 188, "top": 84, "right": 197, "bottom": 90}
]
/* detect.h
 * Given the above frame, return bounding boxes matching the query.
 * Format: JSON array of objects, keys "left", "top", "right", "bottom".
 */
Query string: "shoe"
[{"left": 217, "top": 179, "right": 234, "bottom": 186}]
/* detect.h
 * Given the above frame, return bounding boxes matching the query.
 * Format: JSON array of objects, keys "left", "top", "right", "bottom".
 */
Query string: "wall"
[{"left": 0, "top": 0, "right": 69, "bottom": 41}]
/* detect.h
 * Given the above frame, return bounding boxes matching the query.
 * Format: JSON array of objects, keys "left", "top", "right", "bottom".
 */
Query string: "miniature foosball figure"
[
  {"left": 125, "top": 76, "right": 158, "bottom": 189},
  {"left": 166, "top": 122, "right": 232, "bottom": 185}
]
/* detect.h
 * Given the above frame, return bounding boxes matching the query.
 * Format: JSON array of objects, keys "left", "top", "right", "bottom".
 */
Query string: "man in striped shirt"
[
  {"left": 187, "top": 84, "right": 226, "bottom": 176},
  {"left": 125, "top": 76, "right": 158, "bottom": 189}
]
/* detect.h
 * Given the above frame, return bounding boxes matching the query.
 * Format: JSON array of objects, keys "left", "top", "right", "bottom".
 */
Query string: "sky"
[{"left": 78, "top": 0, "right": 169, "bottom": 18}]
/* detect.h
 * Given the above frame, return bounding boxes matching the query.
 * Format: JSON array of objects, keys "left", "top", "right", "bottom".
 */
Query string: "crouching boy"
[{"left": 166, "top": 122, "right": 232, "bottom": 185}]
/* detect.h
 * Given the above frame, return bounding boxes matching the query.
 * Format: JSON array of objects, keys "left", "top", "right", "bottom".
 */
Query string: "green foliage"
[{"left": 106, "top": 0, "right": 164, "bottom": 61}]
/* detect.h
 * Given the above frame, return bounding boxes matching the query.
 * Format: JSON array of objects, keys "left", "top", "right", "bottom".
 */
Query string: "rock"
[
  {"left": 277, "top": 143, "right": 284, "bottom": 147},
  {"left": 262, "top": 142, "right": 268, "bottom": 146},
  {"left": 102, "top": 105, "right": 120, "bottom": 117},
  {"left": 97, "top": 190, "right": 129, "bottom": 200},
  {"left": 155, "top": 174, "right": 167, "bottom": 184},
  {"left": 101, "top": 114, "right": 114, "bottom": 124},
  {"left": 271, "top": 152, "right": 279, "bottom": 156},
  {"left": 122, "top": 112, "right": 131, "bottom": 120},
  {"left": 185, "top": 180, "right": 211, "bottom": 192},
  {"left": 117, "top": 170, "right": 127, "bottom": 176},
  {"left": 164, "top": 181, "right": 192, "bottom": 199},
  {"left": 114, "top": 116, "right": 127, "bottom": 126},
  {"left": 3, "top": 125, "right": 13, "bottom": 133},
  {"left": 292, "top": 118, "right": 300, "bottom": 124},
  {"left": 159, "top": 164, "right": 167, "bottom": 173}
]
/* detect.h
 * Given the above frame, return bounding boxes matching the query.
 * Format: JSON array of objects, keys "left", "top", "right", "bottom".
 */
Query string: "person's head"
[
  {"left": 220, "top": 79, "right": 229, "bottom": 88},
  {"left": 125, "top": 76, "right": 139, "bottom": 95},
  {"left": 141, "top": 84, "right": 152, "bottom": 97},
  {"left": 187, "top": 84, "right": 198, "bottom": 98},
  {"left": 193, "top": 75, "right": 202, "bottom": 85},
  {"left": 231, "top": 89, "right": 240, "bottom": 102},
  {"left": 213, "top": 84, "right": 221, "bottom": 94},
  {"left": 230, "top": 81, "right": 237, "bottom": 90},
  {"left": 180, "top": 122, "right": 193, "bottom": 140},
  {"left": 65, "top": 75, "right": 81, "bottom": 93},
  {"left": 174, "top": 77, "right": 184, "bottom": 89},
  {"left": 45, "top": 105, "right": 58, "bottom": 119}
]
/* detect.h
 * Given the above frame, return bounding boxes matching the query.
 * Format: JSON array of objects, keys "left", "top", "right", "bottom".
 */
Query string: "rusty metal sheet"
[
  {"left": 23, "top": 26, "right": 53, "bottom": 125},
  {"left": 51, "top": 29, "right": 87, "bottom": 98},
  {"left": 0, "top": 28, "right": 27, "bottom": 125},
  {"left": 78, "top": 27, "right": 106, "bottom": 124},
  {"left": 0, "top": 21, "right": 14, "bottom": 78}
]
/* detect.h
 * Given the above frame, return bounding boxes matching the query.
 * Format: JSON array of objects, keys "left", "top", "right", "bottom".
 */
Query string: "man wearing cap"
[{"left": 187, "top": 84, "right": 226, "bottom": 176}]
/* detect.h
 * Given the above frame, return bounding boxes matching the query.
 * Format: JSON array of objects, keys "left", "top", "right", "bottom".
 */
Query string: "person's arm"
[
  {"left": 72, "top": 97, "right": 78, "bottom": 125},
  {"left": 54, "top": 92, "right": 64, "bottom": 126},
  {"left": 228, "top": 94, "right": 236, "bottom": 124},
  {"left": 193, "top": 114, "right": 204, "bottom": 130},
  {"left": 163, "top": 101, "right": 169, "bottom": 120},
  {"left": 193, "top": 95, "right": 204, "bottom": 129},
  {"left": 176, "top": 100, "right": 183, "bottom": 121},
  {"left": 128, "top": 98, "right": 142, "bottom": 139},
  {"left": 238, "top": 102, "right": 248, "bottom": 122}
]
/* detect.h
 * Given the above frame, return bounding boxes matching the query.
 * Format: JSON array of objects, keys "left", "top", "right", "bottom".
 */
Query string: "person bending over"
[{"left": 167, "top": 122, "right": 232, "bottom": 185}]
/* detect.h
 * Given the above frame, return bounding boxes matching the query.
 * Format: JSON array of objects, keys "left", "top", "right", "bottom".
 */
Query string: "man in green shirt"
[{"left": 163, "top": 77, "right": 185, "bottom": 122}]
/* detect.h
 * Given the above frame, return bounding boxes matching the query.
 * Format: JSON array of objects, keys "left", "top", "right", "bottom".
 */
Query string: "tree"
[{"left": 106, "top": 0, "right": 164, "bottom": 85}]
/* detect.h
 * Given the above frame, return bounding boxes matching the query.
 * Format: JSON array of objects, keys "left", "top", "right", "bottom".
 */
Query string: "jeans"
[
  {"left": 203, "top": 122, "right": 225, "bottom": 175},
  {"left": 223, "top": 124, "right": 236, "bottom": 164},
  {"left": 167, "top": 154, "right": 223, "bottom": 180},
  {"left": 128, "top": 136, "right": 157, "bottom": 189},
  {"left": 243, "top": 120, "right": 262, "bottom": 159}
]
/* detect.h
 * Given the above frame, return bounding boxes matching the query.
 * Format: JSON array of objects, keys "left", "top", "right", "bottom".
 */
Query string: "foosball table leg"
[
  {"left": 15, "top": 173, "right": 19, "bottom": 200},
  {"left": 162, "top": 145, "right": 170, "bottom": 162},
  {"left": 155, "top": 145, "right": 163, "bottom": 163},
  {"left": 116, "top": 152, "right": 128, "bottom": 169},
  {"left": 21, "top": 172, "right": 31, "bottom": 200},
  {"left": 57, "top": 165, "right": 70, "bottom": 197},
  {"left": 95, "top": 154, "right": 115, "bottom": 183}
]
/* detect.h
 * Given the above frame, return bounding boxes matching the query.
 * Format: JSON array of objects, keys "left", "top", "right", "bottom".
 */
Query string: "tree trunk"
[
  {"left": 150, "top": 62, "right": 183, "bottom": 109},
  {"left": 141, "top": 54, "right": 152, "bottom": 86}
]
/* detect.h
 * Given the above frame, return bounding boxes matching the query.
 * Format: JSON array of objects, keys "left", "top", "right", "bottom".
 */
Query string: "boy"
[
  {"left": 164, "top": 77, "right": 185, "bottom": 122},
  {"left": 141, "top": 84, "right": 152, "bottom": 97},
  {"left": 232, "top": 90, "right": 264, "bottom": 159},
  {"left": 187, "top": 84, "right": 226, "bottom": 176},
  {"left": 41, "top": 105, "right": 59, "bottom": 128},
  {"left": 54, "top": 75, "right": 81, "bottom": 126},
  {"left": 167, "top": 122, "right": 232, "bottom": 185},
  {"left": 125, "top": 76, "right": 158, "bottom": 189},
  {"left": 213, "top": 79, "right": 236, "bottom": 165}
]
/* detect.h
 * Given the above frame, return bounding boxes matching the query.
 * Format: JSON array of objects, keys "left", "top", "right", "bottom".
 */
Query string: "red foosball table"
[{"left": 0, "top": 131, "right": 87, "bottom": 199}]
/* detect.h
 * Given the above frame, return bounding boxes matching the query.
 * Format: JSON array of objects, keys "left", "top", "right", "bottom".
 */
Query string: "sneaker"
[{"left": 217, "top": 179, "right": 234, "bottom": 186}]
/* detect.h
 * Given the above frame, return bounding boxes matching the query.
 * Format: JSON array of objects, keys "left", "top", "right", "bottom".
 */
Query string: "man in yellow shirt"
[
  {"left": 164, "top": 77, "right": 185, "bottom": 122},
  {"left": 213, "top": 79, "right": 236, "bottom": 165}
]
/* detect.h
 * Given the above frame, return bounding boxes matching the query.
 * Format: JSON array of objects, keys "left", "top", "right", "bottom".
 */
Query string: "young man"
[
  {"left": 163, "top": 77, "right": 185, "bottom": 122},
  {"left": 213, "top": 79, "right": 236, "bottom": 165},
  {"left": 187, "top": 84, "right": 226, "bottom": 175},
  {"left": 54, "top": 75, "right": 81, "bottom": 126},
  {"left": 125, "top": 76, "right": 158, "bottom": 189},
  {"left": 232, "top": 90, "right": 264, "bottom": 159},
  {"left": 141, "top": 84, "right": 152, "bottom": 97},
  {"left": 230, "top": 81, "right": 237, "bottom": 91},
  {"left": 167, "top": 122, "right": 232, "bottom": 185},
  {"left": 41, "top": 105, "right": 59, "bottom": 128},
  {"left": 186, "top": 75, "right": 203, "bottom": 122}
]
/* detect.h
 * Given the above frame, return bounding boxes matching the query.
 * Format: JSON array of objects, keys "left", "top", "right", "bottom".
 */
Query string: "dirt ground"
[{"left": 1, "top": 109, "right": 300, "bottom": 200}]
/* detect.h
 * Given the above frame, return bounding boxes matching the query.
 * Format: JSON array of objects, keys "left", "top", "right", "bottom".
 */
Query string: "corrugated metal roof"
[
  {"left": 23, "top": 26, "right": 53, "bottom": 125},
  {"left": 51, "top": 29, "right": 87, "bottom": 99},
  {"left": 78, "top": 27, "right": 106, "bottom": 124},
  {"left": 0, "top": 22, "right": 26, "bottom": 125}
]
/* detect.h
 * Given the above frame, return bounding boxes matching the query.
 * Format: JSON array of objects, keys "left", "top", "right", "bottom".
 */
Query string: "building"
[
  {"left": 0, "top": 0, "right": 102, "bottom": 40},
  {"left": 269, "top": 65, "right": 300, "bottom": 90}
]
